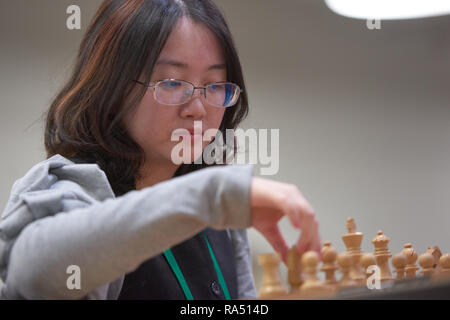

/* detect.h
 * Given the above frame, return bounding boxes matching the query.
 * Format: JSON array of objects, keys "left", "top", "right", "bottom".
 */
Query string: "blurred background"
[{"left": 0, "top": 0, "right": 449, "bottom": 293}]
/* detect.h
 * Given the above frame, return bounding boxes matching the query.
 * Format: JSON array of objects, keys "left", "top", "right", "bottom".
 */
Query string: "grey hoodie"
[{"left": 0, "top": 154, "right": 256, "bottom": 299}]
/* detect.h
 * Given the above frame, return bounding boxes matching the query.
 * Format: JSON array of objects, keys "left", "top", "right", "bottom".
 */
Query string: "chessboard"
[{"left": 257, "top": 218, "right": 450, "bottom": 300}]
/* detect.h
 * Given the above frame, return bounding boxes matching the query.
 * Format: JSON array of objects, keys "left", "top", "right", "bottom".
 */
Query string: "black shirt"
[{"left": 118, "top": 227, "right": 239, "bottom": 299}]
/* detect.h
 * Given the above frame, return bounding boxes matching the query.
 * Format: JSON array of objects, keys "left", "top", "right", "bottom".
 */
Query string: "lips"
[
  {"left": 186, "top": 127, "right": 204, "bottom": 136},
  {"left": 172, "top": 127, "right": 202, "bottom": 143}
]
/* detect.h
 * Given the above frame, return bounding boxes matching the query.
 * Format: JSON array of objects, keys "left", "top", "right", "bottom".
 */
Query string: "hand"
[{"left": 250, "top": 177, "right": 322, "bottom": 264}]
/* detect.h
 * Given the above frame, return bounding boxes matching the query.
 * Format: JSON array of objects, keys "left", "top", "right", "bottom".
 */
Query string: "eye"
[
  {"left": 209, "top": 83, "right": 224, "bottom": 91},
  {"left": 161, "top": 80, "right": 182, "bottom": 88}
]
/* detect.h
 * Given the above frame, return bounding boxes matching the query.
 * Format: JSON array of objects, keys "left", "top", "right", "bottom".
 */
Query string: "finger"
[
  {"left": 296, "top": 217, "right": 315, "bottom": 256},
  {"left": 311, "top": 233, "right": 323, "bottom": 259},
  {"left": 286, "top": 200, "right": 302, "bottom": 229},
  {"left": 261, "top": 225, "right": 290, "bottom": 264},
  {"left": 308, "top": 217, "right": 322, "bottom": 255},
  {"left": 297, "top": 218, "right": 322, "bottom": 258},
  {"left": 296, "top": 232, "right": 310, "bottom": 257},
  {"left": 295, "top": 199, "right": 315, "bottom": 228}
]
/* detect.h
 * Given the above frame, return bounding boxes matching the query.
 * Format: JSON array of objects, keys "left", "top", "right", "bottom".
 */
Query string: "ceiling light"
[{"left": 325, "top": 0, "right": 450, "bottom": 20}]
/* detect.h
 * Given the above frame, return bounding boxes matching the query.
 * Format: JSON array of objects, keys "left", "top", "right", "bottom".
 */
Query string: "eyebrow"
[{"left": 155, "top": 58, "right": 226, "bottom": 71}]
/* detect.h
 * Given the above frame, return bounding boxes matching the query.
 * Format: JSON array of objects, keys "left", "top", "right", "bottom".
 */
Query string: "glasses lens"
[
  {"left": 155, "top": 79, "right": 192, "bottom": 105},
  {"left": 206, "top": 82, "right": 240, "bottom": 107}
]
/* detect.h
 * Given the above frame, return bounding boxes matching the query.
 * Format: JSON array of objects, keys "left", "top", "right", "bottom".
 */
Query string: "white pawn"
[
  {"left": 419, "top": 252, "right": 435, "bottom": 277},
  {"left": 320, "top": 242, "right": 338, "bottom": 286},
  {"left": 392, "top": 253, "right": 407, "bottom": 280},
  {"left": 338, "top": 252, "right": 358, "bottom": 288},
  {"left": 300, "top": 251, "right": 323, "bottom": 292},
  {"left": 300, "top": 251, "right": 335, "bottom": 297},
  {"left": 440, "top": 254, "right": 450, "bottom": 276},
  {"left": 258, "top": 253, "right": 288, "bottom": 298}
]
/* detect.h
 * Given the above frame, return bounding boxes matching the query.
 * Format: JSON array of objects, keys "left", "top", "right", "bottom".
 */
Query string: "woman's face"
[{"left": 124, "top": 17, "right": 227, "bottom": 167}]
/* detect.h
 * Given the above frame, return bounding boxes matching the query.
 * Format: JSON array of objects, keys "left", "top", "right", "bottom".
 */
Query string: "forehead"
[{"left": 155, "top": 17, "right": 226, "bottom": 71}]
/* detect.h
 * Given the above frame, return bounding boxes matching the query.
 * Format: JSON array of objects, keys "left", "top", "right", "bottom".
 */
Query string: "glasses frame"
[{"left": 134, "top": 78, "right": 243, "bottom": 108}]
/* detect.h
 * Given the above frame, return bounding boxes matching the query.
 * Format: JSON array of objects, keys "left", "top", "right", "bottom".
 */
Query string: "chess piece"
[
  {"left": 320, "top": 241, "right": 338, "bottom": 286},
  {"left": 337, "top": 252, "right": 358, "bottom": 288},
  {"left": 300, "top": 251, "right": 329, "bottom": 293},
  {"left": 391, "top": 253, "right": 407, "bottom": 280},
  {"left": 341, "top": 218, "right": 365, "bottom": 284},
  {"left": 402, "top": 243, "right": 419, "bottom": 279},
  {"left": 258, "top": 253, "right": 288, "bottom": 298},
  {"left": 431, "top": 254, "right": 450, "bottom": 283},
  {"left": 287, "top": 246, "right": 303, "bottom": 293},
  {"left": 425, "top": 246, "right": 442, "bottom": 272},
  {"left": 360, "top": 253, "right": 377, "bottom": 281},
  {"left": 439, "top": 254, "right": 450, "bottom": 276},
  {"left": 418, "top": 252, "right": 434, "bottom": 277},
  {"left": 371, "top": 231, "right": 393, "bottom": 282}
]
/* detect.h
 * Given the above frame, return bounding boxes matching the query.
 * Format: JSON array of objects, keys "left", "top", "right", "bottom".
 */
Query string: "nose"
[{"left": 179, "top": 88, "right": 207, "bottom": 119}]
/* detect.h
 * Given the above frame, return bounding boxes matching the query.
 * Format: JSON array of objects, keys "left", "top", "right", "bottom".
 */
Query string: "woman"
[{"left": 0, "top": 0, "right": 321, "bottom": 299}]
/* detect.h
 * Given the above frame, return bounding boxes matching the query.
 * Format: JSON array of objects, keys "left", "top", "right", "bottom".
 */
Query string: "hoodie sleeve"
[
  {"left": 229, "top": 229, "right": 257, "bottom": 299},
  {"left": 0, "top": 159, "right": 254, "bottom": 300}
]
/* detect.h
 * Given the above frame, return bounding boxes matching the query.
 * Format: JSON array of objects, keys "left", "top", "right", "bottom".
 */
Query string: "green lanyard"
[{"left": 163, "top": 231, "right": 231, "bottom": 300}]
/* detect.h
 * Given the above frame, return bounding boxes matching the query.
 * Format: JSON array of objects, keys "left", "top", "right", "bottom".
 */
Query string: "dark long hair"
[{"left": 44, "top": 0, "right": 249, "bottom": 196}]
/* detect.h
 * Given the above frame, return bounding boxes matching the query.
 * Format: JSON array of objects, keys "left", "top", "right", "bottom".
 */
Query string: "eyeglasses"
[{"left": 134, "top": 78, "right": 242, "bottom": 108}]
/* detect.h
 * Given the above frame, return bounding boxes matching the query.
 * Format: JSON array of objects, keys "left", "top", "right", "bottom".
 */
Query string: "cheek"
[
  {"left": 124, "top": 94, "right": 176, "bottom": 147},
  {"left": 209, "top": 108, "right": 226, "bottom": 130},
  {"left": 203, "top": 109, "right": 226, "bottom": 143}
]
